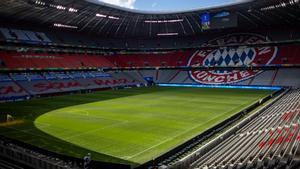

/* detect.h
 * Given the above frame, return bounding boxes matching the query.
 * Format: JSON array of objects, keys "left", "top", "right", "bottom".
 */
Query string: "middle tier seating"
[{"left": 0, "top": 44, "right": 300, "bottom": 69}]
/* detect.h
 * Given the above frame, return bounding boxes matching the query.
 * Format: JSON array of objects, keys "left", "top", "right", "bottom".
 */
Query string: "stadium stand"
[
  {"left": 9, "top": 69, "right": 300, "bottom": 101},
  {"left": 166, "top": 89, "right": 300, "bottom": 169},
  {"left": 0, "top": 137, "right": 81, "bottom": 169},
  {"left": 0, "top": 44, "right": 299, "bottom": 69},
  {"left": 0, "top": 71, "right": 145, "bottom": 101},
  {"left": 273, "top": 69, "right": 300, "bottom": 87},
  {"left": 107, "top": 51, "right": 194, "bottom": 67},
  {"left": 0, "top": 0, "right": 299, "bottom": 168},
  {"left": 0, "top": 26, "right": 299, "bottom": 49},
  {"left": 1, "top": 43, "right": 300, "bottom": 101},
  {"left": 0, "top": 28, "right": 52, "bottom": 43},
  {"left": 0, "top": 81, "right": 28, "bottom": 101},
  {"left": 0, "top": 52, "right": 114, "bottom": 69}
]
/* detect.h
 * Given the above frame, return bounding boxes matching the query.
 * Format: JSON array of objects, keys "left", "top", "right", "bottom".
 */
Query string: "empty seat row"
[
  {"left": 0, "top": 71, "right": 146, "bottom": 101},
  {"left": 190, "top": 89, "right": 300, "bottom": 169},
  {"left": 0, "top": 28, "right": 51, "bottom": 43}
]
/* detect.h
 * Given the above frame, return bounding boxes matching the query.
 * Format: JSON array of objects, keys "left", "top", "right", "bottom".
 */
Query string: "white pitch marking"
[
  {"left": 64, "top": 121, "right": 129, "bottom": 140},
  {"left": 34, "top": 121, "right": 51, "bottom": 127},
  {"left": 51, "top": 109, "right": 125, "bottom": 123},
  {"left": 124, "top": 105, "right": 242, "bottom": 160}
]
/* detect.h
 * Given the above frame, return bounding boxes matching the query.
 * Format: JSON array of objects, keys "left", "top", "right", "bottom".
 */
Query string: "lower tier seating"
[
  {"left": 141, "top": 69, "right": 300, "bottom": 87},
  {"left": 1, "top": 68, "right": 300, "bottom": 102},
  {"left": 186, "top": 89, "right": 300, "bottom": 169},
  {"left": 0, "top": 81, "right": 29, "bottom": 100},
  {"left": 0, "top": 71, "right": 146, "bottom": 101}
]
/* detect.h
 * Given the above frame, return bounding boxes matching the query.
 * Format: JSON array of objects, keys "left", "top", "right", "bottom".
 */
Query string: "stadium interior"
[{"left": 0, "top": 0, "right": 300, "bottom": 169}]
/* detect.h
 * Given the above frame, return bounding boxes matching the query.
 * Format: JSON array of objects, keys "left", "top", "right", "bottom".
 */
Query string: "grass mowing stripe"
[
  {"left": 125, "top": 105, "right": 239, "bottom": 159},
  {"left": 126, "top": 98, "right": 259, "bottom": 160},
  {"left": 64, "top": 121, "right": 129, "bottom": 140},
  {"left": 0, "top": 87, "right": 273, "bottom": 166}
]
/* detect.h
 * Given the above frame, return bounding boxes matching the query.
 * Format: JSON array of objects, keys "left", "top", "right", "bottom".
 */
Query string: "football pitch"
[{"left": 0, "top": 87, "right": 273, "bottom": 166}]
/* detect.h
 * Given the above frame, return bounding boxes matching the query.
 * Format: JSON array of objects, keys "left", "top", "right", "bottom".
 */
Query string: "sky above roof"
[{"left": 98, "top": 0, "right": 246, "bottom": 11}]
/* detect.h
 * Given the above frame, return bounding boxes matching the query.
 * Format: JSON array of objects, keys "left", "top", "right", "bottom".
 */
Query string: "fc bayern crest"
[{"left": 188, "top": 33, "right": 278, "bottom": 85}]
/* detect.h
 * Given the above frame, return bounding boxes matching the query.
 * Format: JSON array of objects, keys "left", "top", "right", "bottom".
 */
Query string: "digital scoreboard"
[
  {"left": 200, "top": 12, "right": 211, "bottom": 30},
  {"left": 200, "top": 11, "right": 238, "bottom": 30}
]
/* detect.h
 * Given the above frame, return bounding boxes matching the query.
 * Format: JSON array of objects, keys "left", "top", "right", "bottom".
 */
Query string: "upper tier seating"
[
  {"left": 0, "top": 28, "right": 51, "bottom": 43},
  {"left": 1, "top": 26, "right": 299, "bottom": 49}
]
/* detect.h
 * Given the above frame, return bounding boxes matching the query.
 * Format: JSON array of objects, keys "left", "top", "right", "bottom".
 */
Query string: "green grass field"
[{"left": 0, "top": 87, "right": 273, "bottom": 167}]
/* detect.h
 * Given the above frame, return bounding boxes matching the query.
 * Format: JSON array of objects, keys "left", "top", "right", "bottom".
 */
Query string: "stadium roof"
[
  {"left": 86, "top": 0, "right": 252, "bottom": 14},
  {"left": 0, "top": 0, "right": 299, "bottom": 38}
]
